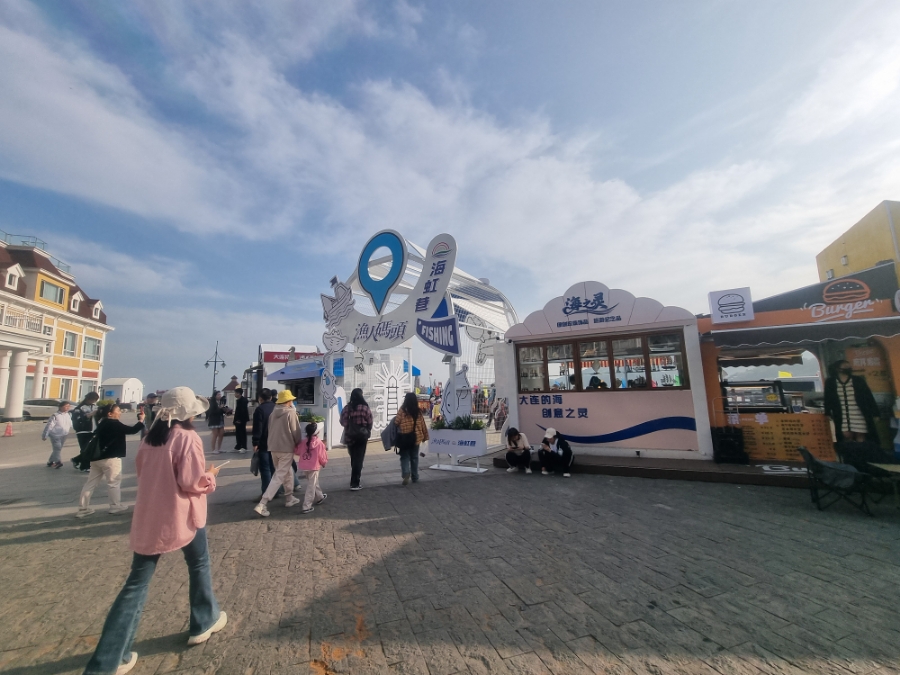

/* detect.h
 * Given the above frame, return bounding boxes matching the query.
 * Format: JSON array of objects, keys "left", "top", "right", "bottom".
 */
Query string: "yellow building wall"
[
  {"left": 32, "top": 273, "right": 69, "bottom": 310},
  {"left": 816, "top": 201, "right": 900, "bottom": 284}
]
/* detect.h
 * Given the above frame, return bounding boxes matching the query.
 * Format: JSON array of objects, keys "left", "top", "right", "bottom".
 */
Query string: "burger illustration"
[
  {"left": 717, "top": 293, "right": 745, "bottom": 315},
  {"left": 823, "top": 279, "right": 870, "bottom": 303}
]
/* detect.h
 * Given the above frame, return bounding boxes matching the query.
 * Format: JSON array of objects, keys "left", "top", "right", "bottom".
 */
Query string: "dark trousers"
[
  {"left": 538, "top": 448, "right": 573, "bottom": 474},
  {"left": 72, "top": 432, "right": 92, "bottom": 471},
  {"left": 233, "top": 422, "right": 247, "bottom": 450},
  {"left": 348, "top": 440, "right": 367, "bottom": 488},
  {"left": 506, "top": 449, "right": 531, "bottom": 470}
]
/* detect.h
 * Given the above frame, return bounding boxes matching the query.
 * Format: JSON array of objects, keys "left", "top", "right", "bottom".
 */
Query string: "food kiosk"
[
  {"left": 501, "top": 281, "right": 714, "bottom": 458},
  {"left": 700, "top": 262, "right": 900, "bottom": 462}
]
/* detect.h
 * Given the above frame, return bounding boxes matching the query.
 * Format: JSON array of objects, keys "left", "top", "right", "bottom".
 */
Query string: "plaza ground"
[{"left": 1, "top": 416, "right": 900, "bottom": 674}]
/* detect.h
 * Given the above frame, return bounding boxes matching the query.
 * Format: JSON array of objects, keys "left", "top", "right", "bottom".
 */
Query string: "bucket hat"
[
  {"left": 543, "top": 427, "right": 557, "bottom": 439},
  {"left": 276, "top": 390, "right": 296, "bottom": 404},
  {"left": 156, "top": 386, "right": 209, "bottom": 424}
]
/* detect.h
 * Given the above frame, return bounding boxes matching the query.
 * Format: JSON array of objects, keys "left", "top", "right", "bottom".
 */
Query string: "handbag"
[
  {"left": 82, "top": 433, "right": 110, "bottom": 462},
  {"left": 250, "top": 452, "right": 260, "bottom": 476},
  {"left": 345, "top": 414, "right": 371, "bottom": 444}
]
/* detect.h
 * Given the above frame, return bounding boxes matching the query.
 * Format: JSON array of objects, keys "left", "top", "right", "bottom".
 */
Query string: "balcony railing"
[
  {"left": 0, "top": 229, "right": 71, "bottom": 273},
  {"left": 1, "top": 307, "right": 44, "bottom": 333}
]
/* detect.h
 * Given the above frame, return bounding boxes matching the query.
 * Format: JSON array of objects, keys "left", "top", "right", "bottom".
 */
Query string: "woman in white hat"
[
  {"left": 82, "top": 387, "right": 226, "bottom": 675},
  {"left": 254, "top": 389, "right": 305, "bottom": 517}
]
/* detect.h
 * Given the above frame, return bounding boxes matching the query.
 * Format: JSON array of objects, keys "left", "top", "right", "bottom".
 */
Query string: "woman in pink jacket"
[
  {"left": 83, "top": 387, "right": 226, "bottom": 675},
  {"left": 295, "top": 422, "right": 328, "bottom": 513}
]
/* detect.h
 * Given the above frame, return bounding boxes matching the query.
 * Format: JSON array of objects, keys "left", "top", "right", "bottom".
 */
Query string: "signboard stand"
[{"left": 429, "top": 453, "right": 488, "bottom": 474}]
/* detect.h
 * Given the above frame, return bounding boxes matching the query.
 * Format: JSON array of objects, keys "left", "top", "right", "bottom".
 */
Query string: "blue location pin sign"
[{"left": 357, "top": 231, "right": 406, "bottom": 314}]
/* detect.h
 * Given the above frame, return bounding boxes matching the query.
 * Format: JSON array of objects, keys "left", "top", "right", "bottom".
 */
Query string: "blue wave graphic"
[{"left": 539, "top": 416, "right": 696, "bottom": 443}]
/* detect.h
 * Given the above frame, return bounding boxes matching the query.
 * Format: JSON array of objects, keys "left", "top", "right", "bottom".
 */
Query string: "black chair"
[
  {"left": 835, "top": 441, "right": 894, "bottom": 505},
  {"left": 798, "top": 446, "right": 872, "bottom": 515}
]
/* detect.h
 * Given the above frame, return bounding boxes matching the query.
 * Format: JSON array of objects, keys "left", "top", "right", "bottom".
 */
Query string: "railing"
[
  {"left": 0, "top": 229, "right": 71, "bottom": 273},
  {"left": 1, "top": 306, "right": 45, "bottom": 333}
]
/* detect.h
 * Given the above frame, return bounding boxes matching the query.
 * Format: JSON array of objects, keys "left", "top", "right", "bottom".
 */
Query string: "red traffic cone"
[{"left": 4, "top": 422, "right": 12, "bottom": 437}]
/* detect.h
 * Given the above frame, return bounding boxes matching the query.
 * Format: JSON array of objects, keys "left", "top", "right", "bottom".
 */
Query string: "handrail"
[{"left": 0, "top": 229, "right": 71, "bottom": 273}]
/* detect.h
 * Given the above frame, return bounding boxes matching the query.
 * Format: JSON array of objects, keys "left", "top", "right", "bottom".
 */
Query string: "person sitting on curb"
[
  {"left": 538, "top": 428, "right": 573, "bottom": 477},
  {"left": 505, "top": 427, "right": 532, "bottom": 474}
]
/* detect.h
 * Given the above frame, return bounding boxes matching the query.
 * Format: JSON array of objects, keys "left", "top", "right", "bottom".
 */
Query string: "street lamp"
[{"left": 204, "top": 341, "right": 226, "bottom": 396}]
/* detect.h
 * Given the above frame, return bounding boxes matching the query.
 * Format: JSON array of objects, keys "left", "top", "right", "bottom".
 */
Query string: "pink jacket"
[
  {"left": 294, "top": 435, "right": 328, "bottom": 471},
  {"left": 130, "top": 427, "right": 216, "bottom": 555}
]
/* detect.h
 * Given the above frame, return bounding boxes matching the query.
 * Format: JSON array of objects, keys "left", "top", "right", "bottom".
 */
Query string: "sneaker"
[
  {"left": 301, "top": 506, "right": 315, "bottom": 514},
  {"left": 52, "top": 461, "right": 63, "bottom": 469},
  {"left": 507, "top": 467, "right": 517, "bottom": 473},
  {"left": 525, "top": 468, "right": 533, "bottom": 475},
  {"left": 187, "top": 611, "right": 227, "bottom": 646},
  {"left": 563, "top": 472, "right": 571, "bottom": 477},
  {"left": 402, "top": 476, "right": 410, "bottom": 486},
  {"left": 239, "top": 448, "right": 247, "bottom": 454},
  {"left": 314, "top": 494, "right": 328, "bottom": 505},
  {"left": 254, "top": 502, "right": 270, "bottom": 517},
  {"left": 109, "top": 506, "right": 129, "bottom": 515},
  {"left": 541, "top": 469, "right": 549, "bottom": 475},
  {"left": 212, "top": 450, "right": 221, "bottom": 455},
  {"left": 76, "top": 508, "right": 95, "bottom": 518},
  {"left": 116, "top": 651, "right": 138, "bottom": 674},
  {"left": 284, "top": 495, "right": 301, "bottom": 508},
  {"left": 46, "top": 461, "right": 53, "bottom": 467},
  {"left": 350, "top": 485, "right": 362, "bottom": 491}
]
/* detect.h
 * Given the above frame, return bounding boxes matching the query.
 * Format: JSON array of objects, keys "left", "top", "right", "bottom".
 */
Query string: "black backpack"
[
  {"left": 71, "top": 405, "right": 93, "bottom": 434},
  {"left": 345, "top": 407, "right": 371, "bottom": 443}
]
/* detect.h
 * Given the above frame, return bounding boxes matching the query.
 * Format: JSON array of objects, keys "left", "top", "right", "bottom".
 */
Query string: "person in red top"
[
  {"left": 339, "top": 388, "right": 373, "bottom": 491},
  {"left": 82, "top": 387, "right": 225, "bottom": 675}
]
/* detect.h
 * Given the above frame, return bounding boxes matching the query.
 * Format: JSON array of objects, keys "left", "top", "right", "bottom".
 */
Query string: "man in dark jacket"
[
  {"left": 70, "top": 392, "right": 100, "bottom": 472},
  {"left": 252, "top": 389, "right": 277, "bottom": 494},
  {"left": 538, "top": 427, "right": 574, "bottom": 477},
  {"left": 233, "top": 387, "right": 249, "bottom": 453},
  {"left": 824, "top": 360, "right": 880, "bottom": 442}
]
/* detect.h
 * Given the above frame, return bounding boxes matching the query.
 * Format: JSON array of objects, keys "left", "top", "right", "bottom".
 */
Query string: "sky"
[{"left": 1, "top": 1, "right": 899, "bottom": 393}]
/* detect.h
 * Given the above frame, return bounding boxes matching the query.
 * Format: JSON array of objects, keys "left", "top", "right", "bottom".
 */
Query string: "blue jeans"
[
  {"left": 83, "top": 528, "right": 220, "bottom": 675},
  {"left": 399, "top": 444, "right": 420, "bottom": 481},
  {"left": 258, "top": 451, "right": 300, "bottom": 495}
]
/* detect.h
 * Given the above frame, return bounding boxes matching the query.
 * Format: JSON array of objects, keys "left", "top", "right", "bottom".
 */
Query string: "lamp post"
[{"left": 204, "top": 341, "right": 226, "bottom": 396}]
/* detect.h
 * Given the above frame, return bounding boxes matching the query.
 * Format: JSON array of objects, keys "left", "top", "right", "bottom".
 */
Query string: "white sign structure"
[{"left": 708, "top": 287, "right": 754, "bottom": 324}]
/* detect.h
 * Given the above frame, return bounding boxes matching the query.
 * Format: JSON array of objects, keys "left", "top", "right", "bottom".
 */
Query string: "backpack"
[
  {"left": 345, "top": 407, "right": 371, "bottom": 443},
  {"left": 71, "top": 405, "right": 93, "bottom": 434}
]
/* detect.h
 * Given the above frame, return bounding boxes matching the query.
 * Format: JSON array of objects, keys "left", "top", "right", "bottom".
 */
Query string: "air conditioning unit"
[{"left": 42, "top": 326, "right": 53, "bottom": 336}]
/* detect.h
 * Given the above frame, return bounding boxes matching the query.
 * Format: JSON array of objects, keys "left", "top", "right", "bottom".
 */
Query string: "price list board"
[{"left": 736, "top": 413, "right": 836, "bottom": 462}]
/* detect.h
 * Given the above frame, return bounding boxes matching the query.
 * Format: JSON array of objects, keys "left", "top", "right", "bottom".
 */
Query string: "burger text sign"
[{"left": 708, "top": 288, "right": 754, "bottom": 324}]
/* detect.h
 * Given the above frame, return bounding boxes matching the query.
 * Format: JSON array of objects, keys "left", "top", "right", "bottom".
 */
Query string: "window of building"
[
  {"left": 826, "top": 269, "right": 834, "bottom": 280},
  {"left": 62, "top": 331, "right": 77, "bottom": 357},
  {"left": 71, "top": 298, "right": 80, "bottom": 311},
  {"left": 59, "top": 378, "right": 73, "bottom": 400},
  {"left": 5, "top": 272, "right": 18, "bottom": 290},
  {"left": 92, "top": 305, "right": 101, "bottom": 319},
  {"left": 83, "top": 336, "right": 101, "bottom": 360},
  {"left": 840, "top": 255, "right": 849, "bottom": 266},
  {"left": 40, "top": 280, "right": 65, "bottom": 304},
  {"left": 516, "top": 331, "right": 690, "bottom": 393},
  {"left": 78, "top": 380, "right": 97, "bottom": 400}
]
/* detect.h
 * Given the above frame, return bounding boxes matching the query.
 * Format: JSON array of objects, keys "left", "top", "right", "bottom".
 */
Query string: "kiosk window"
[
  {"left": 518, "top": 346, "right": 545, "bottom": 392},
  {"left": 647, "top": 333, "right": 687, "bottom": 388},
  {"left": 612, "top": 338, "right": 647, "bottom": 388},
  {"left": 579, "top": 341, "right": 612, "bottom": 389},
  {"left": 547, "top": 343, "right": 575, "bottom": 391}
]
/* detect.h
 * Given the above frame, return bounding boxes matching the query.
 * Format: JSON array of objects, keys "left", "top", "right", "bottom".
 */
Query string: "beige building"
[
  {"left": 816, "top": 200, "right": 900, "bottom": 284},
  {"left": 0, "top": 233, "right": 113, "bottom": 421}
]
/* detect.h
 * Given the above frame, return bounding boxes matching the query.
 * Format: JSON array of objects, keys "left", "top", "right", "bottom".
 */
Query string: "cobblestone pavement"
[{"left": 2, "top": 428, "right": 900, "bottom": 674}]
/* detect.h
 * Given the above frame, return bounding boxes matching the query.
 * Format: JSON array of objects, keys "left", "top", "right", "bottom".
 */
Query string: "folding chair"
[{"left": 798, "top": 446, "right": 872, "bottom": 515}]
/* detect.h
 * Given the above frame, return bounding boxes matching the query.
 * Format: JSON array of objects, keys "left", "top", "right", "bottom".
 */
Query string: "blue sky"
[{"left": 1, "top": 1, "right": 899, "bottom": 392}]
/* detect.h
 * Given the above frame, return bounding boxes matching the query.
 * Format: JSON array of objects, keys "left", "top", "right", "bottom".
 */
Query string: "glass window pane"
[
  {"left": 547, "top": 343, "right": 575, "bottom": 391},
  {"left": 647, "top": 333, "right": 687, "bottom": 388},
  {"left": 518, "top": 346, "right": 545, "bottom": 392},
  {"left": 611, "top": 338, "right": 647, "bottom": 388},
  {"left": 579, "top": 341, "right": 612, "bottom": 390}
]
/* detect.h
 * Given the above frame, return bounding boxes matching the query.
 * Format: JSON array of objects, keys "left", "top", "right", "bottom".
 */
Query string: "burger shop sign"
[{"left": 708, "top": 288, "right": 754, "bottom": 324}]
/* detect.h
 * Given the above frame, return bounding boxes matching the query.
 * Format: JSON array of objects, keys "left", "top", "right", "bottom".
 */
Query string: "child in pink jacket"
[{"left": 295, "top": 422, "right": 328, "bottom": 513}]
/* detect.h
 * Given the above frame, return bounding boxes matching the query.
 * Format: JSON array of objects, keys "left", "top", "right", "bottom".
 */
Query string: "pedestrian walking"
[
  {"left": 43, "top": 401, "right": 73, "bottom": 469},
  {"left": 138, "top": 393, "right": 158, "bottom": 439},
  {"left": 77, "top": 403, "right": 145, "bottom": 518},
  {"left": 252, "top": 389, "right": 277, "bottom": 494},
  {"left": 81, "top": 387, "right": 226, "bottom": 675},
  {"left": 253, "top": 390, "right": 303, "bottom": 517},
  {"left": 393, "top": 392, "right": 429, "bottom": 486},
  {"left": 505, "top": 427, "right": 532, "bottom": 474},
  {"left": 538, "top": 428, "right": 573, "bottom": 477},
  {"left": 296, "top": 422, "right": 328, "bottom": 514},
  {"left": 70, "top": 392, "right": 100, "bottom": 472},
  {"left": 824, "top": 360, "right": 881, "bottom": 443},
  {"left": 339, "top": 388, "right": 373, "bottom": 491},
  {"left": 206, "top": 391, "right": 227, "bottom": 454},
  {"left": 232, "top": 387, "right": 249, "bottom": 453}
]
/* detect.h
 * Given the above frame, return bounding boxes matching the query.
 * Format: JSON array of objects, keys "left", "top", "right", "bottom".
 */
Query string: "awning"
[
  {"left": 403, "top": 360, "right": 421, "bottom": 377},
  {"left": 267, "top": 358, "right": 345, "bottom": 382},
  {"left": 716, "top": 346, "right": 807, "bottom": 368},
  {"left": 705, "top": 317, "right": 900, "bottom": 349}
]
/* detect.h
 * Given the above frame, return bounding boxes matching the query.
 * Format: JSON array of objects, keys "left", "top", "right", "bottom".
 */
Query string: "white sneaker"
[
  {"left": 254, "top": 502, "right": 270, "bottom": 517},
  {"left": 212, "top": 450, "right": 221, "bottom": 455},
  {"left": 525, "top": 468, "right": 533, "bottom": 474},
  {"left": 541, "top": 469, "right": 549, "bottom": 475},
  {"left": 116, "top": 651, "right": 138, "bottom": 674},
  {"left": 315, "top": 494, "right": 328, "bottom": 505},
  {"left": 109, "top": 505, "right": 130, "bottom": 515},
  {"left": 507, "top": 467, "right": 517, "bottom": 473},
  {"left": 239, "top": 448, "right": 247, "bottom": 454},
  {"left": 350, "top": 485, "right": 362, "bottom": 491},
  {"left": 76, "top": 508, "right": 95, "bottom": 519},
  {"left": 187, "top": 611, "right": 227, "bottom": 646},
  {"left": 284, "top": 495, "right": 301, "bottom": 507},
  {"left": 563, "top": 473, "right": 571, "bottom": 477},
  {"left": 301, "top": 506, "right": 315, "bottom": 514}
]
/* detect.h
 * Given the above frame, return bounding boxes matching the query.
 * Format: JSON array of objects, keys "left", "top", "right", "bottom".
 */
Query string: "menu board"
[{"left": 733, "top": 413, "right": 836, "bottom": 462}]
